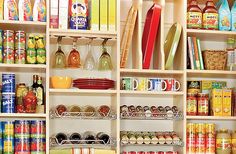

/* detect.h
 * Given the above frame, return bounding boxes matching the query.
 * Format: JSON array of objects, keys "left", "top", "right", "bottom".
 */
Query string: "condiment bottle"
[
  {"left": 203, "top": 0, "right": 218, "bottom": 30},
  {"left": 16, "top": 83, "right": 28, "bottom": 113},
  {"left": 216, "top": 129, "right": 232, "bottom": 154},
  {"left": 197, "top": 93, "right": 209, "bottom": 116},
  {"left": 187, "top": 0, "right": 202, "bottom": 29},
  {"left": 36, "top": 76, "right": 44, "bottom": 113},
  {"left": 187, "top": 93, "right": 197, "bottom": 115}
]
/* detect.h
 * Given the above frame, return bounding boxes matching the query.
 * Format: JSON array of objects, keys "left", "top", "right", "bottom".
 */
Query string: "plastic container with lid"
[
  {"left": 203, "top": 0, "right": 218, "bottom": 30},
  {"left": 216, "top": 129, "right": 232, "bottom": 154},
  {"left": 187, "top": 0, "right": 202, "bottom": 29}
]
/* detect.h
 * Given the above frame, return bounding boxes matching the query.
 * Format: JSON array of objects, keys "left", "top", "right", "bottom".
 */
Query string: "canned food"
[
  {"left": 15, "top": 31, "right": 26, "bottom": 50},
  {"left": 198, "top": 93, "right": 209, "bottom": 116},
  {"left": 187, "top": 123, "right": 196, "bottom": 135},
  {"left": 2, "top": 93, "right": 15, "bottom": 113},
  {"left": 30, "top": 138, "right": 46, "bottom": 153},
  {"left": 206, "top": 124, "right": 216, "bottom": 135},
  {"left": 206, "top": 135, "right": 215, "bottom": 154},
  {"left": 187, "top": 134, "right": 196, "bottom": 154},
  {"left": 2, "top": 121, "right": 14, "bottom": 138},
  {"left": 0, "top": 47, "right": 3, "bottom": 63},
  {"left": 187, "top": 93, "right": 197, "bottom": 116},
  {"left": 30, "top": 120, "right": 46, "bottom": 138},
  {"left": 3, "top": 137, "right": 14, "bottom": 154},
  {"left": 3, "top": 48, "right": 15, "bottom": 64},
  {"left": 14, "top": 137, "right": 30, "bottom": 153},
  {"left": 3, "top": 30, "right": 14, "bottom": 49},
  {"left": 36, "top": 48, "right": 46, "bottom": 64},
  {"left": 0, "top": 122, "right": 3, "bottom": 153},
  {"left": 187, "top": 81, "right": 201, "bottom": 94},
  {"left": 196, "top": 123, "right": 206, "bottom": 135},
  {"left": 26, "top": 48, "right": 36, "bottom": 64},
  {"left": 14, "top": 120, "right": 30, "bottom": 135},
  {"left": 146, "top": 151, "right": 155, "bottom": 154},
  {"left": 15, "top": 49, "right": 26, "bottom": 64},
  {"left": 2, "top": 73, "right": 15, "bottom": 93}
]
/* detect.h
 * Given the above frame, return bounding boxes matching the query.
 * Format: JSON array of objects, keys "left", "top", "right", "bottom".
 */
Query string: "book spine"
[
  {"left": 187, "top": 37, "right": 194, "bottom": 69},
  {"left": 190, "top": 37, "right": 197, "bottom": 69},
  {"left": 197, "top": 38, "right": 204, "bottom": 70},
  {"left": 192, "top": 37, "right": 200, "bottom": 70}
]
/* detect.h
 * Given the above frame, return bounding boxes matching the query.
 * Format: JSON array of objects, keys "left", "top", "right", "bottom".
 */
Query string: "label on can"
[
  {"left": 36, "top": 48, "right": 46, "bottom": 64},
  {"left": 30, "top": 138, "right": 46, "bottom": 152},
  {"left": 187, "top": 136, "right": 196, "bottom": 153},
  {"left": 3, "top": 138, "right": 14, "bottom": 154},
  {"left": 2, "top": 122, "right": 14, "bottom": 138},
  {"left": 3, "top": 48, "right": 15, "bottom": 64},
  {"left": 2, "top": 93, "right": 15, "bottom": 113},
  {"left": 206, "top": 136, "right": 216, "bottom": 154},
  {"left": 14, "top": 120, "right": 30, "bottom": 134},
  {"left": 15, "top": 49, "right": 26, "bottom": 64},
  {"left": 196, "top": 136, "right": 205, "bottom": 154},
  {"left": 216, "top": 138, "right": 231, "bottom": 150},
  {"left": 14, "top": 138, "right": 30, "bottom": 153},
  {"left": 30, "top": 121, "right": 46, "bottom": 135}
]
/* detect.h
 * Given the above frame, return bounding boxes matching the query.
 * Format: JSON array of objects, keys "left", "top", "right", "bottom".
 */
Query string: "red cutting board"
[{"left": 142, "top": 4, "right": 161, "bottom": 69}]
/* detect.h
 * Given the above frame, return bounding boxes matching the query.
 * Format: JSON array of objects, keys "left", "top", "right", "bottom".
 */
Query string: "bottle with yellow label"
[
  {"left": 187, "top": 0, "right": 202, "bottom": 29},
  {"left": 203, "top": 0, "right": 219, "bottom": 30}
]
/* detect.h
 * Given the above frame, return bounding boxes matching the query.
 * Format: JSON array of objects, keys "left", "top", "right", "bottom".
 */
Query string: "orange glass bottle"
[
  {"left": 203, "top": 0, "right": 218, "bottom": 30},
  {"left": 187, "top": 0, "right": 202, "bottom": 29}
]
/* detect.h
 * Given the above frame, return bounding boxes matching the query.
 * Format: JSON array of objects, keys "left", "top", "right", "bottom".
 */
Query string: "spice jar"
[
  {"left": 69, "top": 133, "right": 81, "bottom": 144},
  {"left": 216, "top": 129, "right": 232, "bottom": 154},
  {"left": 128, "top": 132, "right": 136, "bottom": 144},
  {"left": 55, "top": 133, "right": 68, "bottom": 144},
  {"left": 187, "top": 93, "right": 197, "bottom": 115},
  {"left": 121, "top": 132, "right": 129, "bottom": 144},
  {"left": 197, "top": 93, "right": 209, "bottom": 116},
  {"left": 135, "top": 132, "right": 144, "bottom": 144},
  {"left": 96, "top": 132, "right": 110, "bottom": 144}
]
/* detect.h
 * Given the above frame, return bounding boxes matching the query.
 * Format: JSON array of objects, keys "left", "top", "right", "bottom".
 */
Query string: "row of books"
[{"left": 187, "top": 37, "right": 204, "bottom": 70}]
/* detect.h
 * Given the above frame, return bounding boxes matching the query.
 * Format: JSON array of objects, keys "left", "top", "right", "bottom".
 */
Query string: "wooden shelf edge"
[
  {"left": 120, "top": 69, "right": 184, "bottom": 74},
  {"left": 186, "top": 116, "right": 236, "bottom": 120},
  {"left": 0, "top": 113, "right": 47, "bottom": 118},
  {"left": 187, "top": 69, "right": 236, "bottom": 74},
  {"left": 120, "top": 90, "right": 184, "bottom": 95},
  {"left": 49, "top": 89, "right": 117, "bottom": 94},
  {"left": 0, "top": 64, "right": 47, "bottom": 69},
  {"left": 187, "top": 29, "right": 236, "bottom": 35},
  {"left": 0, "top": 20, "right": 47, "bottom": 26}
]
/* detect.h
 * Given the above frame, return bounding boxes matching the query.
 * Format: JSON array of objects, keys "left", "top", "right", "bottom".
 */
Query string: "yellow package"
[
  {"left": 100, "top": 0, "right": 108, "bottom": 31},
  {"left": 0, "top": 0, "right": 3, "bottom": 20},
  {"left": 201, "top": 80, "right": 214, "bottom": 94},
  {"left": 89, "top": 0, "right": 99, "bottom": 31},
  {"left": 108, "top": 0, "right": 116, "bottom": 31},
  {"left": 222, "top": 88, "right": 232, "bottom": 116},
  {"left": 211, "top": 89, "right": 223, "bottom": 116}
]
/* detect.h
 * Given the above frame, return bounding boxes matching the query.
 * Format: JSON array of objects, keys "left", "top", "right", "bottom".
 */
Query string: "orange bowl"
[{"left": 50, "top": 76, "right": 72, "bottom": 89}]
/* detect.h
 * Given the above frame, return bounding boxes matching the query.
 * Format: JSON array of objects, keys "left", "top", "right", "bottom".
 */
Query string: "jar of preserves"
[
  {"left": 198, "top": 93, "right": 209, "bottom": 116},
  {"left": 216, "top": 129, "right": 232, "bottom": 154},
  {"left": 83, "top": 106, "right": 95, "bottom": 117},
  {"left": 187, "top": 93, "right": 197, "bottom": 115},
  {"left": 56, "top": 105, "right": 67, "bottom": 116},
  {"left": 23, "top": 88, "right": 37, "bottom": 113},
  {"left": 143, "top": 132, "right": 151, "bottom": 144},
  {"left": 187, "top": 0, "right": 202, "bottom": 29},
  {"left": 16, "top": 83, "right": 28, "bottom": 113},
  {"left": 98, "top": 105, "right": 110, "bottom": 117}
]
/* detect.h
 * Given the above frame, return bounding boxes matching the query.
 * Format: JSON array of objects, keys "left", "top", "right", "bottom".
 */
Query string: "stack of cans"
[
  {"left": 0, "top": 30, "right": 3, "bottom": 63},
  {"left": 14, "top": 31, "right": 26, "bottom": 64},
  {"left": 2, "top": 73, "right": 15, "bottom": 113},
  {"left": 2, "top": 121, "right": 14, "bottom": 154},
  {"left": 14, "top": 120, "right": 30, "bottom": 154},
  {"left": 3, "top": 30, "right": 14, "bottom": 64},
  {"left": 30, "top": 120, "right": 46, "bottom": 154}
]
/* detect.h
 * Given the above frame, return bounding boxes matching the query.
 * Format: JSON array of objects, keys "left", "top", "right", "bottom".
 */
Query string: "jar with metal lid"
[
  {"left": 16, "top": 83, "right": 28, "bottom": 113},
  {"left": 143, "top": 132, "right": 151, "bottom": 144},
  {"left": 121, "top": 132, "right": 129, "bottom": 144},
  {"left": 135, "top": 132, "right": 144, "bottom": 144},
  {"left": 198, "top": 93, "right": 209, "bottom": 116},
  {"left": 216, "top": 129, "right": 232, "bottom": 154},
  {"left": 187, "top": 93, "right": 197, "bottom": 115},
  {"left": 150, "top": 132, "right": 158, "bottom": 144},
  {"left": 128, "top": 132, "right": 136, "bottom": 144}
]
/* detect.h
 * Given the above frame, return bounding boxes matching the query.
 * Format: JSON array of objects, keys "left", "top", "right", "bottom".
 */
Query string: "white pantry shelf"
[
  {"left": 0, "top": 64, "right": 47, "bottom": 69},
  {"left": 120, "top": 90, "right": 184, "bottom": 95},
  {"left": 186, "top": 69, "right": 236, "bottom": 78},
  {"left": 120, "top": 69, "right": 184, "bottom": 75},
  {"left": 186, "top": 116, "right": 236, "bottom": 120},
  {"left": 49, "top": 89, "right": 117, "bottom": 94},
  {"left": 0, "top": 113, "right": 47, "bottom": 118}
]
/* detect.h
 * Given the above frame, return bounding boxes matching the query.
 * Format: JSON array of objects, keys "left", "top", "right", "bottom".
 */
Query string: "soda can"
[
  {"left": 30, "top": 120, "right": 46, "bottom": 138},
  {"left": 2, "top": 93, "right": 15, "bottom": 113},
  {"left": 3, "top": 48, "right": 14, "bottom": 64},
  {"left": 15, "top": 31, "right": 26, "bottom": 50},
  {"left": 30, "top": 138, "right": 46, "bottom": 153},
  {"left": 2, "top": 121, "right": 14, "bottom": 154},
  {"left": 14, "top": 49, "right": 26, "bottom": 64},
  {"left": 2, "top": 73, "right": 15, "bottom": 93}
]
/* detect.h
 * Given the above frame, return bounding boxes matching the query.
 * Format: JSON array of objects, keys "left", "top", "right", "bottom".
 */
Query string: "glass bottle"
[
  {"left": 84, "top": 131, "right": 96, "bottom": 144},
  {"left": 187, "top": 0, "right": 202, "bottom": 29},
  {"left": 36, "top": 76, "right": 44, "bottom": 106},
  {"left": 84, "top": 41, "right": 95, "bottom": 70},
  {"left": 203, "top": 0, "right": 218, "bottom": 30},
  {"left": 23, "top": 87, "right": 37, "bottom": 113},
  {"left": 54, "top": 36, "right": 66, "bottom": 68},
  {"left": 67, "top": 38, "right": 80, "bottom": 68},
  {"left": 32, "top": 75, "right": 38, "bottom": 95},
  {"left": 226, "top": 37, "right": 235, "bottom": 70}
]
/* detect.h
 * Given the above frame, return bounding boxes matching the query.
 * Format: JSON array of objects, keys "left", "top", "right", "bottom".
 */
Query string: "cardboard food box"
[
  {"left": 59, "top": 0, "right": 69, "bottom": 29},
  {"left": 50, "top": 0, "right": 59, "bottom": 28},
  {"left": 108, "top": 0, "right": 116, "bottom": 31},
  {"left": 222, "top": 88, "right": 232, "bottom": 116},
  {"left": 212, "top": 81, "right": 227, "bottom": 89},
  {"left": 100, "top": 0, "right": 108, "bottom": 31},
  {"left": 89, "top": 0, "right": 99, "bottom": 31},
  {"left": 201, "top": 80, "right": 214, "bottom": 95},
  {"left": 211, "top": 89, "right": 223, "bottom": 116}
]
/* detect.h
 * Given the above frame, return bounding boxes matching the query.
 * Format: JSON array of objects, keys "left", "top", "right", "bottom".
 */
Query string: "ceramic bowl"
[{"left": 50, "top": 76, "right": 72, "bottom": 89}]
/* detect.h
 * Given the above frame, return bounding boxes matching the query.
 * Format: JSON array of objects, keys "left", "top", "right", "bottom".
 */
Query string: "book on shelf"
[{"left": 187, "top": 36, "right": 204, "bottom": 70}]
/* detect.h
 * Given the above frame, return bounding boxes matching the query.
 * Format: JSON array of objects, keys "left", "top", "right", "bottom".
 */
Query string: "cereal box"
[
  {"left": 211, "top": 89, "right": 223, "bottom": 116},
  {"left": 50, "top": 0, "right": 59, "bottom": 28},
  {"left": 69, "top": 0, "right": 88, "bottom": 30},
  {"left": 201, "top": 80, "right": 214, "bottom": 95},
  {"left": 100, "top": 0, "right": 108, "bottom": 31},
  {"left": 108, "top": 0, "right": 116, "bottom": 31},
  {"left": 59, "top": 0, "right": 69, "bottom": 29},
  {"left": 212, "top": 81, "right": 227, "bottom": 89},
  {"left": 0, "top": 0, "right": 3, "bottom": 20},
  {"left": 222, "top": 88, "right": 232, "bottom": 116},
  {"left": 89, "top": 0, "right": 99, "bottom": 31}
]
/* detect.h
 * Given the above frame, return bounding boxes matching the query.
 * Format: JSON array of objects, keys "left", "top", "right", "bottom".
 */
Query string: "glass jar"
[
  {"left": 16, "top": 83, "right": 28, "bottom": 113},
  {"left": 23, "top": 88, "right": 37, "bottom": 113},
  {"left": 216, "top": 129, "right": 232, "bottom": 154},
  {"left": 84, "top": 131, "right": 96, "bottom": 144},
  {"left": 121, "top": 131, "right": 129, "bottom": 145},
  {"left": 69, "top": 133, "right": 81, "bottom": 144},
  {"left": 128, "top": 132, "right": 137, "bottom": 144},
  {"left": 187, "top": 93, "right": 197, "bottom": 115},
  {"left": 56, "top": 105, "right": 67, "bottom": 116},
  {"left": 187, "top": 0, "right": 202, "bottom": 29},
  {"left": 55, "top": 133, "right": 68, "bottom": 144},
  {"left": 197, "top": 93, "right": 209, "bottom": 116},
  {"left": 83, "top": 106, "right": 95, "bottom": 117}
]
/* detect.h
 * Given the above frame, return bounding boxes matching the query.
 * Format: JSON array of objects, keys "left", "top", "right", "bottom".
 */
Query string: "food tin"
[
  {"left": 30, "top": 120, "right": 46, "bottom": 138},
  {"left": 15, "top": 31, "right": 26, "bottom": 50},
  {"left": 15, "top": 49, "right": 26, "bottom": 64},
  {"left": 2, "top": 73, "right": 15, "bottom": 93},
  {"left": 30, "top": 138, "right": 46, "bottom": 153},
  {"left": 0, "top": 122, "right": 3, "bottom": 153},
  {"left": 187, "top": 93, "right": 197, "bottom": 115},
  {"left": 3, "top": 30, "right": 14, "bottom": 49},
  {"left": 2, "top": 121, "right": 14, "bottom": 154},
  {"left": 14, "top": 120, "right": 30, "bottom": 135},
  {"left": 3, "top": 136, "right": 14, "bottom": 154},
  {"left": 187, "top": 81, "right": 201, "bottom": 94},
  {"left": 14, "top": 137, "right": 30, "bottom": 154},
  {"left": 2, "top": 93, "right": 15, "bottom": 113},
  {"left": 3, "top": 48, "right": 14, "bottom": 64}
]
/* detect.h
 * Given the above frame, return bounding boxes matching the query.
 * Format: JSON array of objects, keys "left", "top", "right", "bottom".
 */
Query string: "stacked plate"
[{"left": 73, "top": 78, "right": 115, "bottom": 90}]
